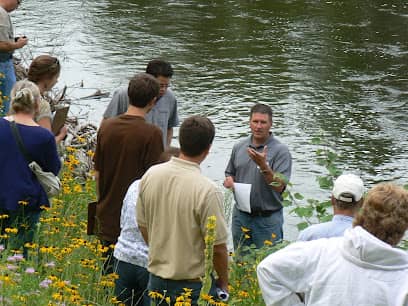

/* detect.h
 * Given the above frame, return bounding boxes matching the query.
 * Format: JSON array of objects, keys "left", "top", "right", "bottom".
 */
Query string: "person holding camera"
[{"left": 0, "top": 0, "right": 28, "bottom": 116}]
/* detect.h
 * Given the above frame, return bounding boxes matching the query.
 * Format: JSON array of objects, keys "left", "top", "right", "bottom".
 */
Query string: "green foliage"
[
  {"left": 0, "top": 149, "right": 120, "bottom": 305},
  {"left": 399, "top": 240, "right": 408, "bottom": 250},
  {"left": 285, "top": 135, "right": 342, "bottom": 229},
  {"left": 228, "top": 241, "right": 289, "bottom": 306}
]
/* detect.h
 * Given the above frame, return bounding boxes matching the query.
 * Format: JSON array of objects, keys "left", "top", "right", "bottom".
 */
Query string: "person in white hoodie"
[{"left": 257, "top": 183, "right": 408, "bottom": 306}]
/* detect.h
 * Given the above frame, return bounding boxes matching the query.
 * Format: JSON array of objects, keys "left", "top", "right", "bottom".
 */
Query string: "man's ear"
[
  {"left": 149, "top": 97, "right": 157, "bottom": 106},
  {"left": 146, "top": 97, "right": 157, "bottom": 111},
  {"left": 203, "top": 144, "right": 212, "bottom": 158}
]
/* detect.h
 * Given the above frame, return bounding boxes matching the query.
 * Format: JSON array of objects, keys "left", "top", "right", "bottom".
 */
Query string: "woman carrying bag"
[{"left": 0, "top": 80, "right": 61, "bottom": 257}]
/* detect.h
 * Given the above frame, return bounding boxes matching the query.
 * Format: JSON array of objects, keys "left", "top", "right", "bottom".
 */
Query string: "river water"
[{"left": 13, "top": 1, "right": 408, "bottom": 238}]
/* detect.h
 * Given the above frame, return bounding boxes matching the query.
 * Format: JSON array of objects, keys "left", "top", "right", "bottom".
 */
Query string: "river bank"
[{"left": 11, "top": 0, "right": 408, "bottom": 241}]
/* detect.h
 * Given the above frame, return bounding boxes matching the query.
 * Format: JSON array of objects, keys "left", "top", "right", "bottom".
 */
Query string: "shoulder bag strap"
[{"left": 9, "top": 121, "right": 34, "bottom": 163}]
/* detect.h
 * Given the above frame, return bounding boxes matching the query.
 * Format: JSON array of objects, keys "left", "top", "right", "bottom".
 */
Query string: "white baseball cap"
[{"left": 332, "top": 174, "right": 364, "bottom": 203}]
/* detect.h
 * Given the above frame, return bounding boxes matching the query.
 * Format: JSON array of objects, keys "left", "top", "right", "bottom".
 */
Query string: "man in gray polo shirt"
[
  {"left": 224, "top": 103, "right": 292, "bottom": 251},
  {"left": 103, "top": 59, "right": 179, "bottom": 147}
]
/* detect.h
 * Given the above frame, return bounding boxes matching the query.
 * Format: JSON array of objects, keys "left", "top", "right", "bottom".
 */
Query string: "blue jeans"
[
  {"left": 0, "top": 59, "right": 16, "bottom": 116},
  {"left": 232, "top": 206, "right": 283, "bottom": 251},
  {"left": 149, "top": 274, "right": 202, "bottom": 306},
  {"left": 148, "top": 273, "right": 219, "bottom": 306},
  {"left": 113, "top": 258, "right": 150, "bottom": 306},
  {"left": 0, "top": 208, "right": 41, "bottom": 258}
]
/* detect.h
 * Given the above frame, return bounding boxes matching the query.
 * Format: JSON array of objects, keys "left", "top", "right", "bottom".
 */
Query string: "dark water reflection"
[{"left": 13, "top": 1, "right": 408, "bottom": 235}]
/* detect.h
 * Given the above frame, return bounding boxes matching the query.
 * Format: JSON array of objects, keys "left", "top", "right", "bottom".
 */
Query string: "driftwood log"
[{"left": 63, "top": 117, "right": 97, "bottom": 180}]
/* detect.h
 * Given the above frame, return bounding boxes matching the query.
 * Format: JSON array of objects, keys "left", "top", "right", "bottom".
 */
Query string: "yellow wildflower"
[
  {"left": 264, "top": 240, "right": 273, "bottom": 246},
  {"left": 18, "top": 200, "right": 29, "bottom": 206},
  {"left": 241, "top": 226, "right": 250, "bottom": 233}
]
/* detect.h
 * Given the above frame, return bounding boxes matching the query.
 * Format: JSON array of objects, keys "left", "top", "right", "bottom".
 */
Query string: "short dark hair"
[
  {"left": 179, "top": 116, "right": 215, "bottom": 157},
  {"left": 250, "top": 103, "right": 273, "bottom": 122},
  {"left": 127, "top": 73, "right": 159, "bottom": 107},
  {"left": 146, "top": 59, "right": 174, "bottom": 78},
  {"left": 333, "top": 197, "right": 363, "bottom": 210}
]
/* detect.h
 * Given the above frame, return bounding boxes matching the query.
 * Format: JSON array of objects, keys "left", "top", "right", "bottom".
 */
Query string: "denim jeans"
[
  {"left": 113, "top": 258, "right": 150, "bottom": 306},
  {"left": 148, "top": 274, "right": 203, "bottom": 306},
  {"left": 231, "top": 206, "right": 283, "bottom": 252},
  {"left": 0, "top": 207, "right": 41, "bottom": 258},
  {"left": 0, "top": 59, "right": 16, "bottom": 116}
]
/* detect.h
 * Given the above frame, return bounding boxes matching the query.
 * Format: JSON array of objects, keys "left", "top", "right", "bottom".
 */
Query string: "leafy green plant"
[{"left": 283, "top": 136, "right": 342, "bottom": 230}]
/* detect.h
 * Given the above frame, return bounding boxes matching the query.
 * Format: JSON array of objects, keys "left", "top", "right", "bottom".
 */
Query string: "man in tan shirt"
[{"left": 137, "top": 115, "right": 228, "bottom": 305}]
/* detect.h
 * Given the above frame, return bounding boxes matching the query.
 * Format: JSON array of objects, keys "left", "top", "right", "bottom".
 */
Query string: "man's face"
[
  {"left": 156, "top": 75, "right": 170, "bottom": 97},
  {"left": 250, "top": 112, "right": 272, "bottom": 142}
]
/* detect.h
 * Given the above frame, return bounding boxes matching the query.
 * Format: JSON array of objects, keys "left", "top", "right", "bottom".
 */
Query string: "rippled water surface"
[{"left": 13, "top": 0, "right": 408, "bottom": 237}]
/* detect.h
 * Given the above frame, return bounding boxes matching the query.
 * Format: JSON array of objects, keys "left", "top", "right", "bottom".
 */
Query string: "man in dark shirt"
[{"left": 94, "top": 73, "right": 163, "bottom": 273}]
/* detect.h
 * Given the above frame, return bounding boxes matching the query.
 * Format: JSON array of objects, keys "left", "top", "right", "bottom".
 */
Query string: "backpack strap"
[{"left": 9, "top": 121, "right": 34, "bottom": 163}]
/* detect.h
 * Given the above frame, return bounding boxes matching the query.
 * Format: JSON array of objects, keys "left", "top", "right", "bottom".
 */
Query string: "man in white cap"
[{"left": 298, "top": 174, "right": 364, "bottom": 241}]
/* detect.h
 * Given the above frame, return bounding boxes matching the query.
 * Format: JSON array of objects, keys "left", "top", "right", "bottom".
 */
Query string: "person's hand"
[
  {"left": 247, "top": 145, "right": 268, "bottom": 169},
  {"left": 216, "top": 278, "right": 229, "bottom": 293},
  {"left": 14, "top": 36, "right": 28, "bottom": 49},
  {"left": 223, "top": 176, "right": 234, "bottom": 189},
  {"left": 55, "top": 125, "right": 68, "bottom": 143}
]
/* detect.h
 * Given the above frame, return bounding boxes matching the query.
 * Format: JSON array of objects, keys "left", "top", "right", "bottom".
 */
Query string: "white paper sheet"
[{"left": 234, "top": 183, "right": 251, "bottom": 213}]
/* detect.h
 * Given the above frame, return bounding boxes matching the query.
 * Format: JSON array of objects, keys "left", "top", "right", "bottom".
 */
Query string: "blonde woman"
[{"left": 0, "top": 80, "right": 60, "bottom": 256}]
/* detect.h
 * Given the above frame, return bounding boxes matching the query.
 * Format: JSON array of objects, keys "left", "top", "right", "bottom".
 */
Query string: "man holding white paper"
[{"left": 224, "top": 103, "right": 292, "bottom": 251}]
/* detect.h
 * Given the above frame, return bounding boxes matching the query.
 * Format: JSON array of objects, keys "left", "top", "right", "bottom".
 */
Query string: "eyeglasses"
[{"left": 159, "top": 83, "right": 170, "bottom": 89}]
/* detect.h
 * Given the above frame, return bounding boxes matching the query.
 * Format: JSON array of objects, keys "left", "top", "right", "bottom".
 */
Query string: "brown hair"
[
  {"left": 333, "top": 197, "right": 363, "bottom": 211},
  {"left": 179, "top": 116, "right": 215, "bottom": 157},
  {"left": 250, "top": 103, "right": 273, "bottom": 123},
  {"left": 27, "top": 55, "right": 61, "bottom": 83},
  {"left": 10, "top": 80, "right": 41, "bottom": 114},
  {"left": 353, "top": 183, "right": 408, "bottom": 246},
  {"left": 127, "top": 73, "right": 159, "bottom": 107}
]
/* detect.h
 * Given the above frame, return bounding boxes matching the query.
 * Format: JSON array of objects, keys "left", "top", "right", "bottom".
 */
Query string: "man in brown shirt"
[{"left": 94, "top": 73, "right": 163, "bottom": 273}]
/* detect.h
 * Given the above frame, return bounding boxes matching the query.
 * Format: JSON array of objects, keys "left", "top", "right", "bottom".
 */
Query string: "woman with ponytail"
[
  {"left": 0, "top": 79, "right": 61, "bottom": 256},
  {"left": 27, "top": 55, "right": 67, "bottom": 143}
]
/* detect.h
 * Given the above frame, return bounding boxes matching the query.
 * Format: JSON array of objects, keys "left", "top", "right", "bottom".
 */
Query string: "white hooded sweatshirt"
[{"left": 257, "top": 226, "right": 408, "bottom": 306}]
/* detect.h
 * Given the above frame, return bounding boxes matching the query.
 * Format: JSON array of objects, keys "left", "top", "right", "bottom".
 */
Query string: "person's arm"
[
  {"left": 54, "top": 125, "right": 68, "bottom": 143},
  {"left": 247, "top": 146, "right": 287, "bottom": 193},
  {"left": 143, "top": 129, "right": 164, "bottom": 171},
  {"left": 42, "top": 135, "right": 61, "bottom": 175},
  {"left": 36, "top": 100, "right": 66, "bottom": 144},
  {"left": 224, "top": 147, "right": 236, "bottom": 189},
  {"left": 94, "top": 170, "right": 100, "bottom": 200},
  {"left": 103, "top": 88, "right": 128, "bottom": 119},
  {"left": 37, "top": 117, "right": 52, "bottom": 130},
  {"left": 213, "top": 243, "right": 229, "bottom": 291},
  {"left": 93, "top": 127, "right": 103, "bottom": 201},
  {"left": 139, "top": 225, "right": 149, "bottom": 245},
  {"left": 223, "top": 176, "right": 235, "bottom": 189},
  {"left": 166, "top": 127, "right": 173, "bottom": 147},
  {"left": 0, "top": 37, "right": 28, "bottom": 52},
  {"left": 257, "top": 241, "right": 321, "bottom": 306},
  {"left": 136, "top": 182, "right": 149, "bottom": 244}
]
